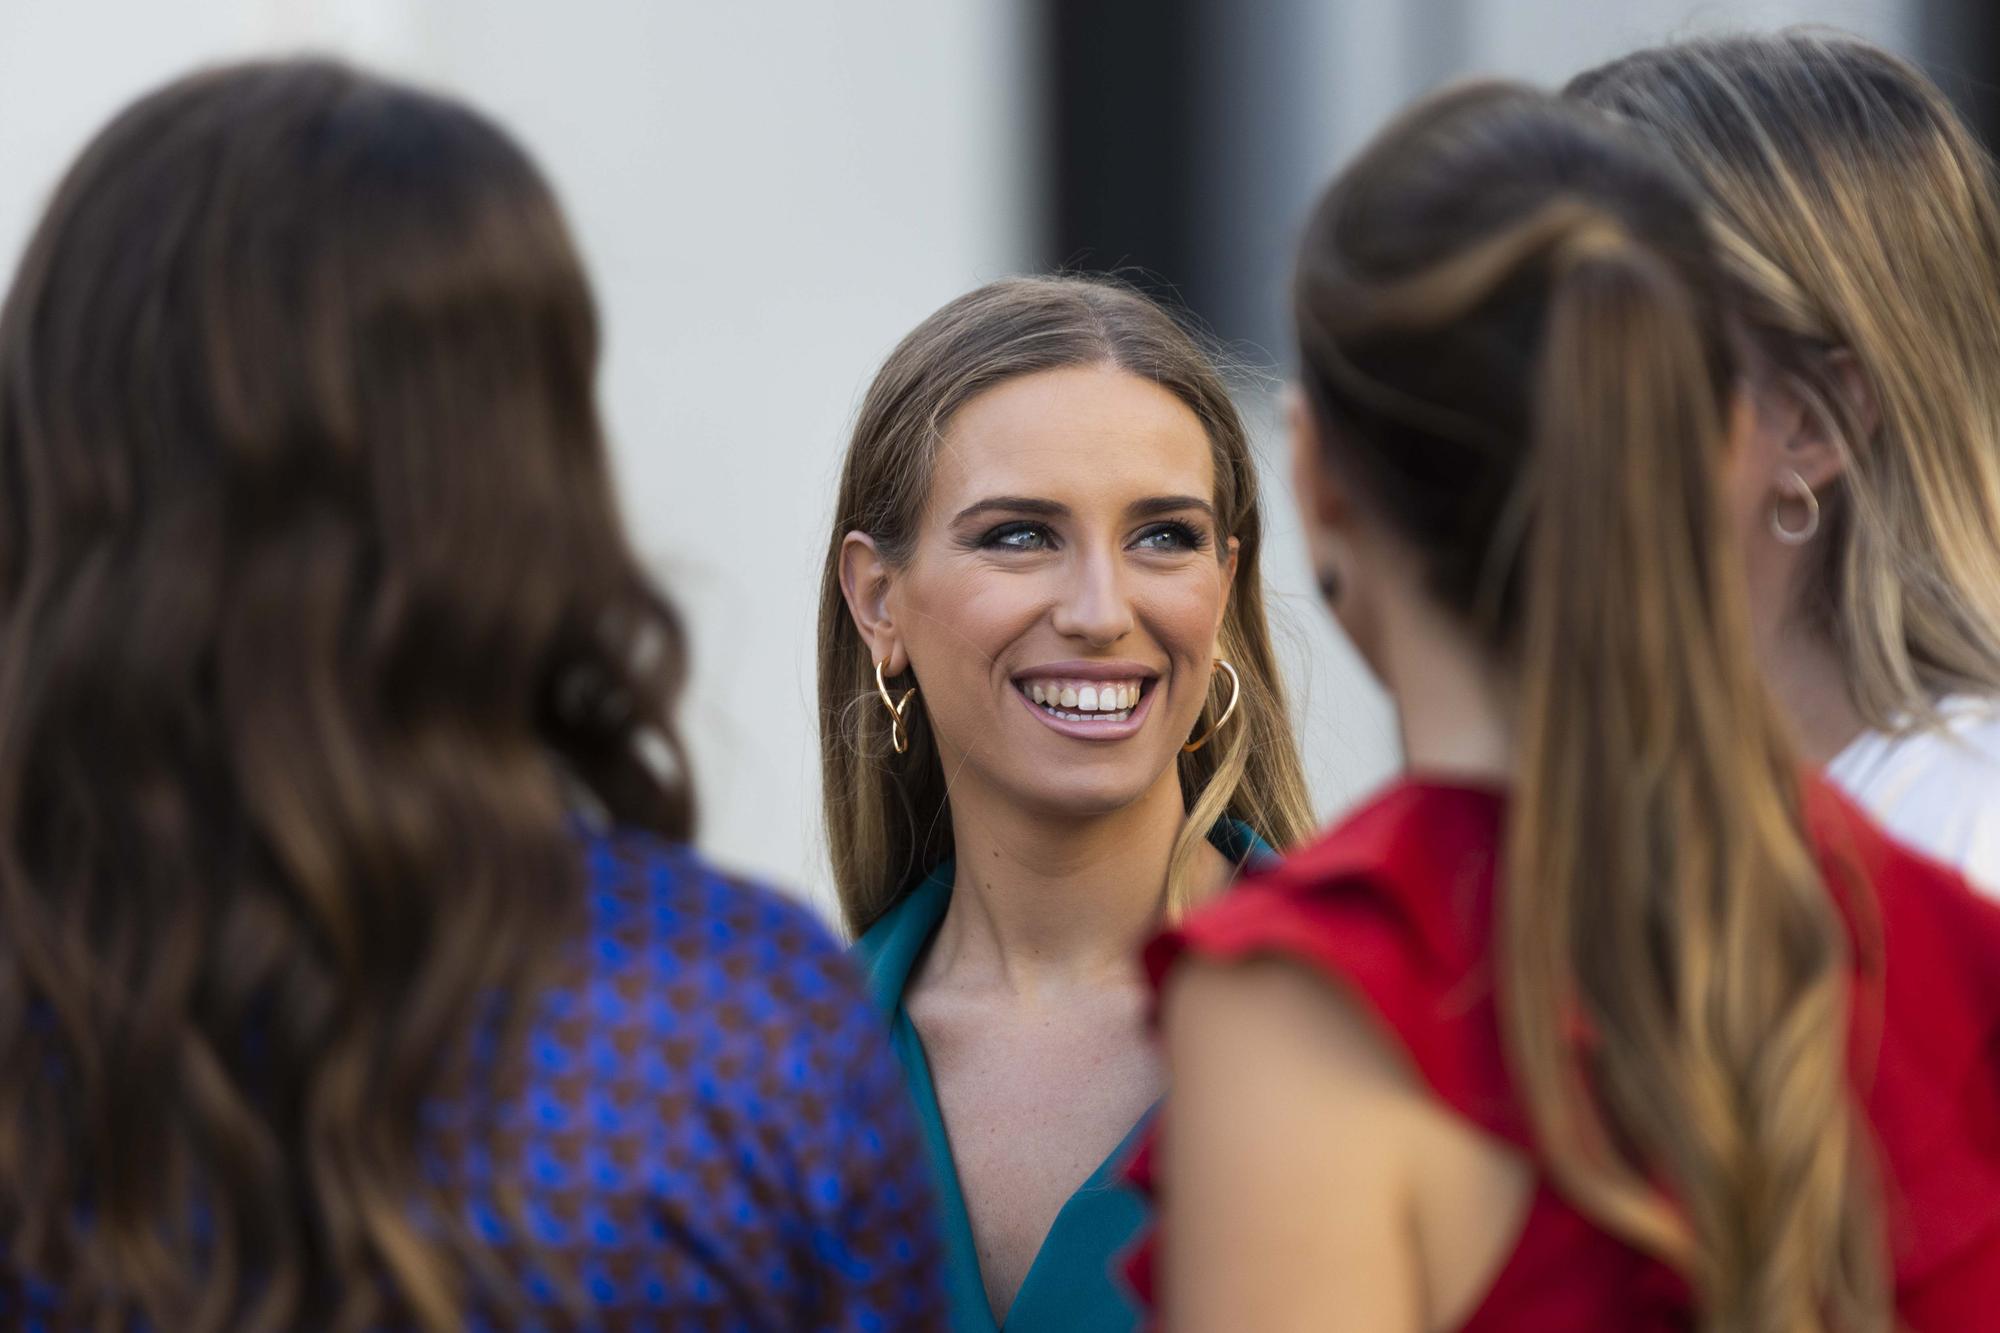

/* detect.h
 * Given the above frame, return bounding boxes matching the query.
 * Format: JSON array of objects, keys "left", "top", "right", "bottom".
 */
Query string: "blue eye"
[
  {"left": 982, "top": 522, "right": 1054, "bottom": 552},
  {"left": 1133, "top": 520, "right": 1208, "bottom": 551}
]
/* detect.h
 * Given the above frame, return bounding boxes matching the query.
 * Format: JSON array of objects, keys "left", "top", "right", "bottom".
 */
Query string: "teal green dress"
[{"left": 851, "top": 822, "right": 1274, "bottom": 1333}]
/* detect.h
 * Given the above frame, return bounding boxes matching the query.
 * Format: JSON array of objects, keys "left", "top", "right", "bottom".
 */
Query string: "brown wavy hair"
[
  {"left": 1571, "top": 30, "right": 2000, "bottom": 728},
  {"left": 818, "top": 276, "right": 1315, "bottom": 935},
  {"left": 0, "top": 60, "right": 694, "bottom": 1330},
  {"left": 1294, "top": 84, "right": 1886, "bottom": 1330}
]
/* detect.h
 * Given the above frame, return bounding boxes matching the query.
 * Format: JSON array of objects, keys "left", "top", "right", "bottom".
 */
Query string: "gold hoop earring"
[
  {"left": 874, "top": 658, "right": 917, "bottom": 755},
  {"left": 1182, "top": 659, "right": 1241, "bottom": 754},
  {"left": 1771, "top": 469, "right": 1821, "bottom": 545}
]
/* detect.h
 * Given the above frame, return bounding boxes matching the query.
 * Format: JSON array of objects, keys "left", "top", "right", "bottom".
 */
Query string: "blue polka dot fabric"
[
  {"left": 5, "top": 832, "right": 948, "bottom": 1331},
  {"left": 441, "top": 832, "right": 950, "bottom": 1329}
]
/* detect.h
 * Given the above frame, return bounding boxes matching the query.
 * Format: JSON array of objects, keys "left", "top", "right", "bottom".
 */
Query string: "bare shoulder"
[
  {"left": 1158, "top": 955, "right": 1427, "bottom": 1332},
  {"left": 1163, "top": 953, "right": 1418, "bottom": 1107},
  {"left": 1159, "top": 955, "right": 1532, "bottom": 1333}
]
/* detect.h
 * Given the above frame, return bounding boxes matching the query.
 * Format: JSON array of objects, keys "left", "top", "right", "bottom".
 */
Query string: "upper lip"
[{"left": 1010, "top": 659, "right": 1161, "bottom": 683}]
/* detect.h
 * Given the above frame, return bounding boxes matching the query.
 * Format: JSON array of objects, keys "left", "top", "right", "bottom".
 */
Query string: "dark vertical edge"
[
  {"left": 1917, "top": 0, "right": 2000, "bottom": 153},
  {"left": 1039, "top": 0, "right": 1204, "bottom": 315}
]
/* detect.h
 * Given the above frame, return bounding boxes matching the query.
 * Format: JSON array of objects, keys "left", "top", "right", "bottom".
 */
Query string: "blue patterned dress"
[{"left": 8, "top": 831, "right": 948, "bottom": 1332}]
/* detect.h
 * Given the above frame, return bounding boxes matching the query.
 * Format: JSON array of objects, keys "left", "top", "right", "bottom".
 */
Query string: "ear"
[
  {"left": 1777, "top": 352, "right": 1873, "bottom": 492},
  {"left": 1818, "top": 347, "right": 1878, "bottom": 464},
  {"left": 838, "top": 532, "right": 907, "bottom": 674},
  {"left": 1286, "top": 387, "right": 1348, "bottom": 532}
]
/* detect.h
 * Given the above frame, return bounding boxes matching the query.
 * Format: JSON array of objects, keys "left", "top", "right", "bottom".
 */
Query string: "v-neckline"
[
  {"left": 854, "top": 821, "right": 1276, "bottom": 1331},
  {"left": 891, "top": 989, "right": 1158, "bottom": 1331}
]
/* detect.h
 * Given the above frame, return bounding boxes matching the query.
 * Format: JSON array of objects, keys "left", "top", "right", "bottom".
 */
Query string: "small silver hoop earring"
[{"left": 1771, "top": 469, "right": 1821, "bottom": 546}]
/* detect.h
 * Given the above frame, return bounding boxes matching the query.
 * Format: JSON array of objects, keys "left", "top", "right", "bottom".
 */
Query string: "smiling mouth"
[{"left": 1016, "top": 677, "right": 1149, "bottom": 724}]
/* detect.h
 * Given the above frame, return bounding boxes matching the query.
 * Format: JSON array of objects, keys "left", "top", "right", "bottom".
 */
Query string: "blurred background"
[{"left": 0, "top": 0, "right": 1971, "bottom": 920}]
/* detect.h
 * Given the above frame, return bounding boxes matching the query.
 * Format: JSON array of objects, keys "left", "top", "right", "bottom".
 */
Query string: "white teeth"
[{"left": 1020, "top": 678, "right": 1146, "bottom": 721}]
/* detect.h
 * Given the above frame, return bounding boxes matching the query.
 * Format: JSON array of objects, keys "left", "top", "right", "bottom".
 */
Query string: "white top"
[{"left": 1826, "top": 694, "right": 2000, "bottom": 900}]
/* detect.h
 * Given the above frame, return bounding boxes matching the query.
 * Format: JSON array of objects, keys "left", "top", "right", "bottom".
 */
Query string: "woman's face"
[{"left": 865, "top": 364, "right": 1237, "bottom": 821}]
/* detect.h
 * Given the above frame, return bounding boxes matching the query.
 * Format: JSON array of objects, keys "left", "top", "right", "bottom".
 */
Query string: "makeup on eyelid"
[{"left": 957, "top": 517, "right": 1213, "bottom": 554}]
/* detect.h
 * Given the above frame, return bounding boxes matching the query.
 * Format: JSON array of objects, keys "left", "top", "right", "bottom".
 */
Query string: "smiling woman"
[{"left": 818, "top": 276, "right": 1314, "bottom": 1331}]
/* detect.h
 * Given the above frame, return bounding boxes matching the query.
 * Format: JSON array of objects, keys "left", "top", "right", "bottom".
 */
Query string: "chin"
[{"left": 993, "top": 758, "right": 1173, "bottom": 822}]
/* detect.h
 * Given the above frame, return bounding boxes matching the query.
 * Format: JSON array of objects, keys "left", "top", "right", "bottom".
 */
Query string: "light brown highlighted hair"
[
  {"left": 1571, "top": 29, "right": 2000, "bottom": 728},
  {"left": 1294, "top": 84, "right": 1887, "bottom": 1330},
  {"left": 818, "top": 276, "right": 1315, "bottom": 935},
  {"left": 0, "top": 61, "right": 693, "bottom": 1331}
]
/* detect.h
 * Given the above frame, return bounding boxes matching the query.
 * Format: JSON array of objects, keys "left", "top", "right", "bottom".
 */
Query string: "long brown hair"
[
  {"left": 0, "top": 61, "right": 693, "bottom": 1331},
  {"left": 1571, "top": 30, "right": 2000, "bottom": 727},
  {"left": 818, "top": 276, "right": 1314, "bottom": 935},
  {"left": 1294, "top": 84, "right": 1886, "bottom": 1330}
]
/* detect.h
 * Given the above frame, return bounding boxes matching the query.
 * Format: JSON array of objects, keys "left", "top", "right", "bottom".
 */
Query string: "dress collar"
[{"left": 853, "top": 818, "right": 1276, "bottom": 1019}]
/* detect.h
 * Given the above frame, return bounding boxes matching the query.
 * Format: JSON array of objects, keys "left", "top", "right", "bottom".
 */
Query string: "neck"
[
  {"left": 928, "top": 768, "right": 1216, "bottom": 996},
  {"left": 1759, "top": 609, "right": 1868, "bottom": 764},
  {"left": 1376, "top": 588, "right": 1514, "bottom": 783}
]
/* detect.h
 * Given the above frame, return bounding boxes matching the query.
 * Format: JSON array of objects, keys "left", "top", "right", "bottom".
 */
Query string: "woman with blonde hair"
[
  {"left": 821, "top": 275, "right": 1315, "bottom": 1330},
  {"left": 1571, "top": 30, "right": 2000, "bottom": 893},
  {"left": 1133, "top": 83, "right": 2000, "bottom": 1331}
]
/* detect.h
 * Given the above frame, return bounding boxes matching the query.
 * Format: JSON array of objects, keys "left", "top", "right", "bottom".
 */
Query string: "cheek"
[
  {"left": 1724, "top": 389, "right": 1792, "bottom": 539},
  {"left": 890, "top": 564, "right": 1040, "bottom": 723},
  {"left": 1139, "top": 570, "right": 1228, "bottom": 666},
  {"left": 1720, "top": 442, "right": 1767, "bottom": 543}
]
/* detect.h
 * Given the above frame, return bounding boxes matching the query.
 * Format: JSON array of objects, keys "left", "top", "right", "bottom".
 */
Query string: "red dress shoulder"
[{"left": 1125, "top": 777, "right": 2000, "bottom": 1330}]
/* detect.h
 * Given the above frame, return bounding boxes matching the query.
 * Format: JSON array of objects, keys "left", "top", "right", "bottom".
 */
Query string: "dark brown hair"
[
  {"left": 0, "top": 60, "right": 693, "bottom": 1330},
  {"left": 1294, "top": 84, "right": 1885, "bottom": 1330},
  {"left": 818, "top": 276, "right": 1314, "bottom": 934}
]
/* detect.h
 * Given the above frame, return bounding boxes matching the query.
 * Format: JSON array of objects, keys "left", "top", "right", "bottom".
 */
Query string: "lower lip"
[{"left": 1013, "top": 682, "right": 1158, "bottom": 741}]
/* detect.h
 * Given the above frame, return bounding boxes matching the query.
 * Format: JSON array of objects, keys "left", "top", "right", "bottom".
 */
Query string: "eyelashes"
[
  {"left": 971, "top": 521, "right": 1054, "bottom": 553},
  {"left": 1133, "top": 519, "right": 1209, "bottom": 553},
  {"left": 963, "top": 519, "right": 1213, "bottom": 555}
]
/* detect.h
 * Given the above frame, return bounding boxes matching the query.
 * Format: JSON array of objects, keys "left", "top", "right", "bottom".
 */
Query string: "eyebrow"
[
  {"left": 951, "top": 496, "right": 1069, "bottom": 524},
  {"left": 950, "top": 494, "right": 1218, "bottom": 525},
  {"left": 1129, "top": 495, "right": 1218, "bottom": 523}
]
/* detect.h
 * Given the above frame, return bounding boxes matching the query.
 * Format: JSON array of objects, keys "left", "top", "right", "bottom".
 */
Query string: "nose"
[{"left": 1049, "top": 546, "right": 1134, "bottom": 647}]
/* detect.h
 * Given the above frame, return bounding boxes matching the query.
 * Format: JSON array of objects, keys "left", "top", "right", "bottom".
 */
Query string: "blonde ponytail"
[
  {"left": 1506, "top": 220, "right": 1885, "bottom": 1330},
  {"left": 1293, "top": 83, "right": 1890, "bottom": 1331}
]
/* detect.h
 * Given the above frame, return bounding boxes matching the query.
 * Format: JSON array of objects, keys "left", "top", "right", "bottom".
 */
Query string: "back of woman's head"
[
  {"left": 1294, "top": 83, "right": 1886, "bottom": 1330},
  {"left": 1570, "top": 29, "right": 2000, "bottom": 725},
  {"left": 0, "top": 59, "right": 692, "bottom": 1330}
]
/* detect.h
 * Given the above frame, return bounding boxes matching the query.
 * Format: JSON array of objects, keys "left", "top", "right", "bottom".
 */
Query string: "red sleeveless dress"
[{"left": 1125, "top": 778, "right": 2000, "bottom": 1329}]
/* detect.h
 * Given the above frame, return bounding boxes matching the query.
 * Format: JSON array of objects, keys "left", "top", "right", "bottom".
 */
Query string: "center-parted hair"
[
  {"left": 0, "top": 61, "right": 693, "bottom": 1330},
  {"left": 1293, "top": 84, "right": 1886, "bottom": 1331},
  {"left": 818, "top": 276, "right": 1314, "bottom": 935}
]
